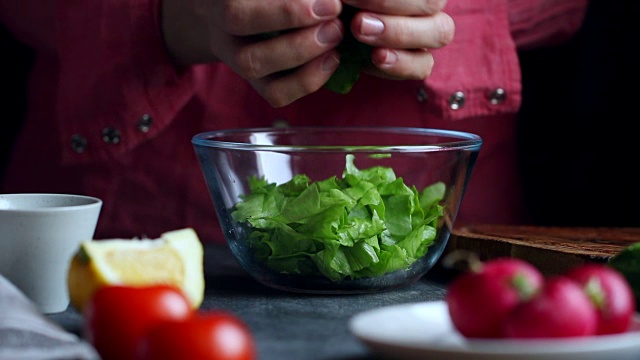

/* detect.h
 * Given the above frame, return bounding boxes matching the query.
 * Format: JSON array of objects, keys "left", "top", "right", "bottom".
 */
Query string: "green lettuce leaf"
[
  {"left": 323, "top": 5, "right": 372, "bottom": 94},
  {"left": 260, "top": 5, "right": 371, "bottom": 94},
  {"left": 231, "top": 154, "right": 445, "bottom": 281}
]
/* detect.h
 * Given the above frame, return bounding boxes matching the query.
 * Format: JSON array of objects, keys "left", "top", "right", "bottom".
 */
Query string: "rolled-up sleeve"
[
  {"left": 428, "top": 0, "right": 521, "bottom": 121},
  {"left": 426, "top": 0, "right": 588, "bottom": 122},
  {"left": 1, "top": 0, "right": 198, "bottom": 164},
  {"left": 508, "top": 0, "right": 589, "bottom": 49}
]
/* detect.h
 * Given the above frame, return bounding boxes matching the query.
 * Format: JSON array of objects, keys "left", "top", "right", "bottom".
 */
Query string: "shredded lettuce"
[{"left": 231, "top": 154, "right": 445, "bottom": 281}]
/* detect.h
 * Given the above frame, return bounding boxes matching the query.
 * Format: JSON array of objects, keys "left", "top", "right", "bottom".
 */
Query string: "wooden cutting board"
[{"left": 444, "top": 225, "right": 640, "bottom": 275}]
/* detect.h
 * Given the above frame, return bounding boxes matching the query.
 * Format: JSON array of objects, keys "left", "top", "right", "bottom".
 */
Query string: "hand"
[
  {"left": 344, "top": 0, "right": 455, "bottom": 80},
  {"left": 161, "top": 0, "right": 344, "bottom": 107}
]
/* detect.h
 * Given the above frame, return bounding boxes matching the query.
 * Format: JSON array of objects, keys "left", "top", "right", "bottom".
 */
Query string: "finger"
[
  {"left": 341, "top": 0, "right": 447, "bottom": 16},
  {"left": 227, "top": 19, "right": 344, "bottom": 80},
  {"left": 351, "top": 11, "right": 455, "bottom": 49},
  {"left": 211, "top": 0, "right": 342, "bottom": 36},
  {"left": 364, "top": 48, "right": 434, "bottom": 80},
  {"left": 250, "top": 51, "right": 341, "bottom": 107}
]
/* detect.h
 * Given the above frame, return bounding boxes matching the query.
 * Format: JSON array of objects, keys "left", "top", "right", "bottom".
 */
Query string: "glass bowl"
[{"left": 192, "top": 127, "right": 482, "bottom": 294}]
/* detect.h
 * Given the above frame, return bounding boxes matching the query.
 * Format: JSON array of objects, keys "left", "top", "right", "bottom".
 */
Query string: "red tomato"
[
  {"left": 136, "top": 311, "right": 256, "bottom": 360},
  {"left": 83, "top": 285, "right": 193, "bottom": 360},
  {"left": 503, "top": 276, "right": 598, "bottom": 338},
  {"left": 445, "top": 257, "right": 544, "bottom": 338},
  {"left": 564, "top": 264, "right": 636, "bottom": 335}
]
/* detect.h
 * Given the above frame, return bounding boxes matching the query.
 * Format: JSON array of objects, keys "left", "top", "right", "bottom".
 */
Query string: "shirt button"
[
  {"left": 448, "top": 91, "right": 465, "bottom": 110},
  {"left": 70, "top": 135, "right": 88, "bottom": 153},
  {"left": 102, "top": 127, "right": 121, "bottom": 144},
  {"left": 416, "top": 87, "right": 428, "bottom": 103},
  {"left": 137, "top": 114, "right": 153, "bottom": 133},
  {"left": 488, "top": 88, "right": 507, "bottom": 105}
]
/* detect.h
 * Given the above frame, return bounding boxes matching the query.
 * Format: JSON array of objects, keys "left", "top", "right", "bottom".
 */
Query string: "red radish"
[
  {"left": 445, "top": 257, "right": 544, "bottom": 338},
  {"left": 564, "top": 264, "right": 636, "bottom": 335},
  {"left": 503, "top": 276, "right": 598, "bottom": 338}
]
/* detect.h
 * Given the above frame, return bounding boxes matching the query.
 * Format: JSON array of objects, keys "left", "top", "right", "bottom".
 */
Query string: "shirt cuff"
[
  {"left": 56, "top": 0, "right": 196, "bottom": 164},
  {"left": 508, "top": 0, "right": 589, "bottom": 49},
  {"left": 426, "top": 0, "right": 522, "bottom": 122}
]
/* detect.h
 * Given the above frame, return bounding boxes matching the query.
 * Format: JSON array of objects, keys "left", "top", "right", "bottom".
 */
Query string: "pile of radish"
[{"left": 445, "top": 256, "right": 636, "bottom": 339}]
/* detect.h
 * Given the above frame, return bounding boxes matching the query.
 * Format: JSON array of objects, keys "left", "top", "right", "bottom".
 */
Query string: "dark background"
[
  {"left": 0, "top": 22, "right": 33, "bottom": 182},
  {"left": 517, "top": 0, "right": 640, "bottom": 226},
  {"left": 1, "top": 0, "right": 638, "bottom": 226}
]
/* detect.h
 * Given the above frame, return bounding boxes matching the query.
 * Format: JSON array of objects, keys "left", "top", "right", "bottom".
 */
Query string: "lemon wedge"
[{"left": 67, "top": 228, "right": 204, "bottom": 312}]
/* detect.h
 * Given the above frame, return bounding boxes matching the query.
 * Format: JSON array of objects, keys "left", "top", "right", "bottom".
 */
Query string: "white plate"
[{"left": 349, "top": 300, "right": 640, "bottom": 360}]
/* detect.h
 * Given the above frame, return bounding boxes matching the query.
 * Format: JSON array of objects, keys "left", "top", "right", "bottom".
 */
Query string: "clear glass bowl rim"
[{"left": 192, "top": 126, "right": 482, "bottom": 153}]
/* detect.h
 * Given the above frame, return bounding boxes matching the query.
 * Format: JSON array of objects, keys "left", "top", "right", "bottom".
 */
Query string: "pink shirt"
[{"left": 0, "top": 0, "right": 587, "bottom": 243}]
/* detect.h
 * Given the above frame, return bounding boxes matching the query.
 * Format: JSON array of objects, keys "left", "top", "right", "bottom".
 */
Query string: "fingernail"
[
  {"left": 382, "top": 50, "right": 398, "bottom": 66},
  {"left": 375, "top": 49, "right": 398, "bottom": 67},
  {"left": 323, "top": 53, "right": 340, "bottom": 72},
  {"left": 317, "top": 21, "right": 343, "bottom": 45},
  {"left": 313, "top": 0, "right": 339, "bottom": 18},
  {"left": 360, "top": 16, "right": 384, "bottom": 36}
]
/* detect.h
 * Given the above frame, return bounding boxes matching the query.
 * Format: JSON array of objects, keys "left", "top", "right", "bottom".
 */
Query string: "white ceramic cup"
[{"left": 0, "top": 193, "right": 102, "bottom": 313}]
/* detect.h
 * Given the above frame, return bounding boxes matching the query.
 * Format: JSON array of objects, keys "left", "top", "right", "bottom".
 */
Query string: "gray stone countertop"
[{"left": 49, "top": 243, "right": 453, "bottom": 360}]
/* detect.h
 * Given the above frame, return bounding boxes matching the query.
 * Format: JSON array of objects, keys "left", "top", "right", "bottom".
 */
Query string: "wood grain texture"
[{"left": 445, "top": 225, "right": 640, "bottom": 275}]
